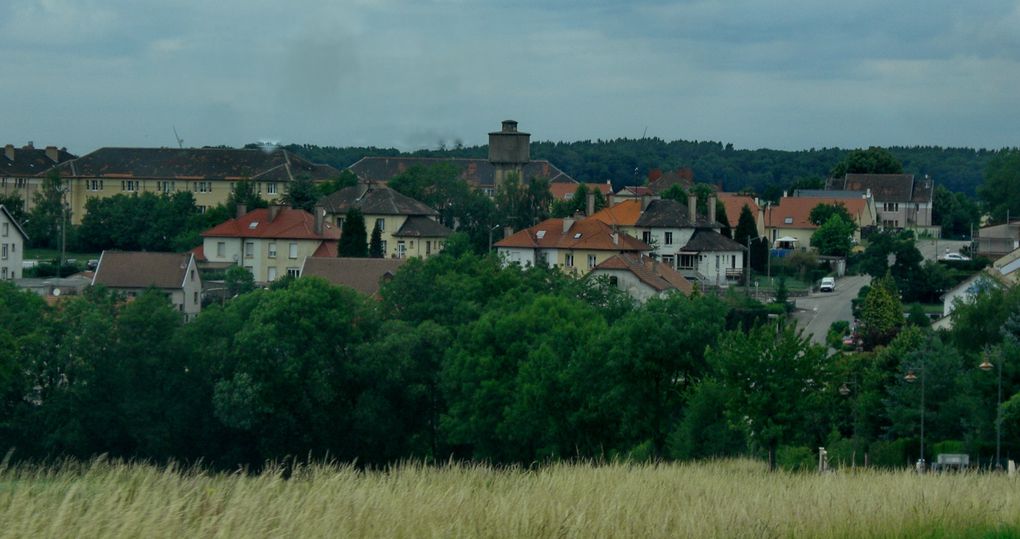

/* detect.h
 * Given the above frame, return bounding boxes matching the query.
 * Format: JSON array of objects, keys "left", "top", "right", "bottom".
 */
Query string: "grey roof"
[
  {"left": 300, "top": 257, "right": 407, "bottom": 296},
  {"left": 634, "top": 199, "right": 717, "bottom": 229},
  {"left": 392, "top": 215, "right": 453, "bottom": 238},
  {"left": 92, "top": 251, "right": 193, "bottom": 289},
  {"left": 0, "top": 205, "right": 28, "bottom": 239},
  {"left": 318, "top": 184, "right": 439, "bottom": 216},
  {"left": 348, "top": 156, "right": 574, "bottom": 187},
  {"left": 825, "top": 174, "right": 934, "bottom": 204},
  {"left": 54, "top": 147, "right": 340, "bottom": 181},
  {"left": 683, "top": 230, "right": 745, "bottom": 252},
  {"left": 1, "top": 145, "right": 76, "bottom": 176}
]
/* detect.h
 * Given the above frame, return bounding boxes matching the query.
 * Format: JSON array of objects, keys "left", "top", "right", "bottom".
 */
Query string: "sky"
[{"left": 3, "top": 0, "right": 1020, "bottom": 155}]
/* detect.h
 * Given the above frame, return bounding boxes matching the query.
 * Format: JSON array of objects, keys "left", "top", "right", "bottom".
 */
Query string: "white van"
[{"left": 820, "top": 277, "right": 835, "bottom": 293}]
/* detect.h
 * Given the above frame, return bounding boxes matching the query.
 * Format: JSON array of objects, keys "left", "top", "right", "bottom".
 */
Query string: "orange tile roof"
[
  {"left": 201, "top": 208, "right": 341, "bottom": 240},
  {"left": 589, "top": 199, "right": 642, "bottom": 227},
  {"left": 549, "top": 181, "right": 614, "bottom": 201},
  {"left": 495, "top": 217, "right": 650, "bottom": 252},
  {"left": 765, "top": 196, "right": 869, "bottom": 229},
  {"left": 594, "top": 253, "right": 694, "bottom": 294},
  {"left": 717, "top": 193, "right": 759, "bottom": 228},
  {"left": 312, "top": 241, "right": 338, "bottom": 257}
]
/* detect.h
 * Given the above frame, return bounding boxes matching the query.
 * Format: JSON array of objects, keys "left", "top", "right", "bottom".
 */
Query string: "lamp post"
[
  {"left": 745, "top": 235, "right": 762, "bottom": 296},
  {"left": 905, "top": 363, "right": 925, "bottom": 473},
  {"left": 488, "top": 224, "right": 501, "bottom": 253},
  {"left": 980, "top": 350, "right": 1003, "bottom": 470}
]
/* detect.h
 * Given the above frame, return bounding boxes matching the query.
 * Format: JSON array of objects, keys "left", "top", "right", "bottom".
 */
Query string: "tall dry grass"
[{"left": 1, "top": 458, "right": 1017, "bottom": 538}]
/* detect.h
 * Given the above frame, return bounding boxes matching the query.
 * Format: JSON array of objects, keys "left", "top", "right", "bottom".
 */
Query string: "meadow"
[{"left": 1, "top": 459, "right": 1018, "bottom": 538}]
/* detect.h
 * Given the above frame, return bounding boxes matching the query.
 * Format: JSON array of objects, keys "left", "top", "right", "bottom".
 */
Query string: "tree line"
[{"left": 2, "top": 243, "right": 1017, "bottom": 470}]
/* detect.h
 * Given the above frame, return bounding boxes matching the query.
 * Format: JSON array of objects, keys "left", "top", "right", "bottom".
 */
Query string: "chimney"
[
  {"left": 269, "top": 204, "right": 283, "bottom": 223},
  {"left": 314, "top": 205, "right": 325, "bottom": 236},
  {"left": 236, "top": 203, "right": 247, "bottom": 219},
  {"left": 641, "top": 194, "right": 652, "bottom": 211},
  {"left": 782, "top": 190, "right": 788, "bottom": 198},
  {"left": 866, "top": 188, "right": 872, "bottom": 199},
  {"left": 3, "top": 145, "right": 12, "bottom": 161},
  {"left": 586, "top": 192, "right": 595, "bottom": 216},
  {"left": 563, "top": 216, "right": 575, "bottom": 233},
  {"left": 611, "top": 232, "right": 619, "bottom": 245},
  {"left": 25, "top": 141, "right": 34, "bottom": 149},
  {"left": 504, "top": 226, "right": 513, "bottom": 239},
  {"left": 45, "top": 146, "right": 59, "bottom": 163},
  {"left": 502, "top": 120, "right": 518, "bottom": 133},
  {"left": 688, "top": 194, "right": 697, "bottom": 223},
  {"left": 708, "top": 195, "right": 717, "bottom": 224}
]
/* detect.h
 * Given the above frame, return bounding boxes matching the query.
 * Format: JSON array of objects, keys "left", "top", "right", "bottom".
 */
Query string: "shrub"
[{"left": 777, "top": 446, "right": 815, "bottom": 472}]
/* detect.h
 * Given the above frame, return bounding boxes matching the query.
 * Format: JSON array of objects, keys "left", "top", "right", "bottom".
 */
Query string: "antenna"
[
  {"left": 641, "top": 126, "right": 648, "bottom": 139},
  {"left": 172, "top": 126, "right": 184, "bottom": 149}
]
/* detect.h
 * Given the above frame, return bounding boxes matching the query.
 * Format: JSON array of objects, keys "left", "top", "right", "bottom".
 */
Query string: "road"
[
  {"left": 792, "top": 274, "right": 872, "bottom": 345},
  {"left": 915, "top": 238, "right": 972, "bottom": 262}
]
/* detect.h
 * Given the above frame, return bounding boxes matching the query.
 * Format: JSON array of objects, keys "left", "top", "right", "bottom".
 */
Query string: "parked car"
[
  {"left": 940, "top": 252, "right": 970, "bottom": 261},
  {"left": 820, "top": 277, "right": 836, "bottom": 293}
]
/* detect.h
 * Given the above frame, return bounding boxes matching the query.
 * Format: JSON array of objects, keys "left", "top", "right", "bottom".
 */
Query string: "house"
[
  {"left": 717, "top": 193, "right": 764, "bottom": 237},
  {"left": 91, "top": 251, "right": 202, "bottom": 319},
  {"left": 590, "top": 253, "right": 693, "bottom": 302},
  {"left": 647, "top": 168, "right": 695, "bottom": 195},
  {"left": 300, "top": 257, "right": 407, "bottom": 297},
  {"left": 0, "top": 204, "right": 27, "bottom": 281},
  {"left": 976, "top": 222, "right": 1020, "bottom": 259},
  {"left": 765, "top": 194, "right": 877, "bottom": 249},
  {"left": 549, "top": 181, "right": 613, "bottom": 202},
  {"left": 632, "top": 195, "right": 745, "bottom": 286},
  {"left": 825, "top": 173, "right": 934, "bottom": 231},
  {"left": 495, "top": 216, "right": 651, "bottom": 275},
  {"left": 348, "top": 121, "right": 573, "bottom": 196},
  {"left": 611, "top": 185, "right": 655, "bottom": 205},
  {"left": 199, "top": 205, "right": 340, "bottom": 283},
  {"left": 0, "top": 143, "right": 76, "bottom": 213},
  {"left": 50, "top": 147, "right": 340, "bottom": 224},
  {"left": 318, "top": 183, "right": 452, "bottom": 259}
]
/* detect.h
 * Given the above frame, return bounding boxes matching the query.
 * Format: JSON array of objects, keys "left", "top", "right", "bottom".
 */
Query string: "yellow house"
[
  {"left": 319, "top": 183, "right": 453, "bottom": 259},
  {"left": 50, "top": 147, "right": 340, "bottom": 224},
  {"left": 199, "top": 205, "right": 340, "bottom": 283},
  {"left": 494, "top": 216, "right": 651, "bottom": 275}
]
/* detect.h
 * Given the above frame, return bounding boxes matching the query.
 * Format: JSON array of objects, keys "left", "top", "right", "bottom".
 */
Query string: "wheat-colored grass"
[{"left": 1, "top": 458, "right": 1017, "bottom": 538}]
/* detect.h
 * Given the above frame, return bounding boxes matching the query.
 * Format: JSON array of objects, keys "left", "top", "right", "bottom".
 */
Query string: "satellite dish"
[{"left": 52, "top": 288, "right": 61, "bottom": 297}]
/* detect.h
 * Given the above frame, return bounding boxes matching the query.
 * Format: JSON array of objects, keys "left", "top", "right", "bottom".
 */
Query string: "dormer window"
[
  {"left": 573, "top": 233, "right": 582, "bottom": 239},
  {"left": 784, "top": 217, "right": 793, "bottom": 224},
  {"left": 536, "top": 230, "right": 546, "bottom": 239},
  {"left": 248, "top": 221, "right": 259, "bottom": 229}
]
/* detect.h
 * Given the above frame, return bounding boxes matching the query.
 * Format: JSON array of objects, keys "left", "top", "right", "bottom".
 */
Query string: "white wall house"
[{"left": 0, "top": 205, "right": 26, "bottom": 281}]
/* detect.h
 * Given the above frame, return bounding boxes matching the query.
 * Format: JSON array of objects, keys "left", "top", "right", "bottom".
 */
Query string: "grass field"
[{"left": 2, "top": 459, "right": 1019, "bottom": 538}]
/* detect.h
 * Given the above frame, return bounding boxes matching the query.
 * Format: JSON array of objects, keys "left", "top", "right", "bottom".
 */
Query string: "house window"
[
  {"left": 679, "top": 254, "right": 697, "bottom": 270},
  {"left": 287, "top": 267, "right": 300, "bottom": 278},
  {"left": 609, "top": 276, "right": 618, "bottom": 286},
  {"left": 216, "top": 241, "right": 226, "bottom": 257},
  {"left": 244, "top": 241, "right": 254, "bottom": 259},
  {"left": 190, "top": 269, "right": 196, "bottom": 281},
  {"left": 158, "top": 181, "right": 175, "bottom": 193},
  {"left": 193, "top": 291, "right": 198, "bottom": 304},
  {"left": 267, "top": 182, "right": 278, "bottom": 195},
  {"left": 642, "top": 231, "right": 652, "bottom": 244},
  {"left": 288, "top": 242, "right": 297, "bottom": 259},
  {"left": 122, "top": 180, "right": 139, "bottom": 192},
  {"left": 426, "top": 241, "right": 431, "bottom": 255},
  {"left": 2, "top": 223, "right": 7, "bottom": 237},
  {"left": 380, "top": 240, "right": 387, "bottom": 254},
  {"left": 784, "top": 217, "right": 793, "bottom": 224},
  {"left": 1, "top": 267, "right": 6, "bottom": 279},
  {"left": 664, "top": 232, "right": 673, "bottom": 246},
  {"left": 1, "top": 244, "right": 6, "bottom": 260},
  {"left": 197, "top": 205, "right": 207, "bottom": 214},
  {"left": 87, "top": 180, "right": 103, "bottom": 191},
  {"left": 884, "top": 202, "right": 899, "bottom": 212},
  {"left": 376, "top": 218, "right": 385, "bottom": 232},
  {"left": 193, "top": 181, "right": 212, "bottom": 193},
  {"left": 397, "top": 241, "right": 406, "bottom": 259},
  {"left": 268, "top": 267, "right": 278, "bottom": 281},
  {"left": 662, "top": 254, "right": 675, "bottom": 268},
  {"left": 588, "top": 254, "right": 597, "bottom": 269},
  {"left": 15, "top": 179, "right": 27, "bottom": 188},
  {"left": 336, "top": 216, "right": 345, "bottom": 227},
  {"left": 565, "top": 254, "right": 574, "bottom": 267},
  {"left": 268, "top": 242, "right": 277, "bottom": 258}
]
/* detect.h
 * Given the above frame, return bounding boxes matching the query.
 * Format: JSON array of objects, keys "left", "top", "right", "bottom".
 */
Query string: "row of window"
[
  {"left": 245, "top": 266, "right": 301, "bottom": 280},
  {"left": 563, "top": 254, "right": 599, "bottom": 269},
  {"left": 82, "top": 180, "right": 279, "bottom": 194},
  {"left": 641, "top": 231, "right": 675, "bottom": 246},
  {"left": 231, "top": 241, "right": 300, "bottom": 259}
]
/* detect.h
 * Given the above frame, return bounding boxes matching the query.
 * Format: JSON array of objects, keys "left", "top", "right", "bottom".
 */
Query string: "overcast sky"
[{"left": 3, "top": 0, "right": 1019, "bottom": 155}]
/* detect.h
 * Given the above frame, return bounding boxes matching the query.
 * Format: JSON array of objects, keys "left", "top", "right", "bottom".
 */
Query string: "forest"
[{"left": 2, "top": 242, "right": 1018, "bottom": 471}]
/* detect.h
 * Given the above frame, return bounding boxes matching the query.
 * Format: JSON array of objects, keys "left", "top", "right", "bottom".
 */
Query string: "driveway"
[
  {"left": 792, "top": 274, "right": 872, "bottom": 345},
  {"left": 916, "top": 238, "right": 972, "bottom": 263}
]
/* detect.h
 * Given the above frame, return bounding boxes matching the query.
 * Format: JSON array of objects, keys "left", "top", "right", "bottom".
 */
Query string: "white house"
[{"left": 0, "top": 204, "right": 27, "bottom": 281}]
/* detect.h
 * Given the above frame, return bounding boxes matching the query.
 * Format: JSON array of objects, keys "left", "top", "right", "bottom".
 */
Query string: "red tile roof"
[
  {"left": 495, "top": 217, "right": 650, "bottom": 252},
  {"left": 717, "top": 193, "right": 759, "bottom": 228},
  {"left": 589, "top": 199, "right": 642, "bottom": 227},
  {"left": 594, "top": 253, "right": 694, "bottom": 295},
  {"left": 201, "top": 208, "right": 340, "bottom": 240},
  {"left": 765, "top": 197, "right": 869, "bottom": 229}
]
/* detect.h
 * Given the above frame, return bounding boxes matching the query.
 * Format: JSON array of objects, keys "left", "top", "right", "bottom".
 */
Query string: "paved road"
[
  {"left": 792, "top": 274, "right": 872, "bottom": 345},
  {"left": 916, "top": 238, "right": 972, "bottom": 262}
]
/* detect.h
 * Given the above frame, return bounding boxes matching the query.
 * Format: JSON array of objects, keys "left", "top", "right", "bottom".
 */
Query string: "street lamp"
[
  {"left": 905, "top": 363, "right": 925, "bottom": 473},
  {"left": 980, "top": 350, "right": 1003, "bottom": 470},
  {"left": 488, "top": 224, "right": 502, "bottom": 253}
]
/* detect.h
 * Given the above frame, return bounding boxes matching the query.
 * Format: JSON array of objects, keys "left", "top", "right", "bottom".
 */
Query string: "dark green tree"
[
  {"left": 660, "top": 184, "right": 687, "bottom": 202},
  {"left": 369, "top": 221, "right": 384, "bottom": 258},
  {"left": 830, "top": 147, "right": 904, "bottom": 177},
  {"left": 338, "top": 207, "right": 368, "bottom": 257},
  {"left": 0, "top": 193, "right": 26, "bottom": 224},
  {"left": 932, "top": 185, "right": 980, "bottom": 238},
  {"left": 716, "top": 199, "right": 732, "bottom": 238},
  {"left": 225, "top": 266, "right": 255, "bottom": 296},
  {"left": 281, "top": 175, "right": 318, "bottom": 213},
  {"left": 811, "top": 214, "right": 855, "bottom": 257},
  {"left": 315, "top": 170, "right": 360, "bottom": 197},
  {"left": 24, "top": 169, "right": 67, "bottom": 249},
  {"left": 733, "top": 204, "right": 762, "bottom": 269},
  {"left": 226, "top": 179, "right": 268, "bottom": 215},
  {"left": 809, "top": 202, "right": 857, "bottom": 230},
  {"left": 979, "top": 149, "right": 1020, "bottom": 225},
  {"left": 710, "top": 322, "right": 829, "bottom": 470},
  {"left": 859, "top": 274, "right": 903, "bottom": 349}
]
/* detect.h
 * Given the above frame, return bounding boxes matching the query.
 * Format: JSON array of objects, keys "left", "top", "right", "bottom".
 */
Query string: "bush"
[
  {"left": 777, "top": 445, "right": 815, "bottom": 472},
  {"left": 868, "top": 439, "right": 917, "bottom": 469},
  {"left": 931, "top": 440, "right": 968, "bottom": 456},
  {"left": 825, "top": 436, "right": 868, "bottom": 469}
]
